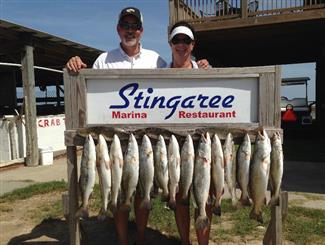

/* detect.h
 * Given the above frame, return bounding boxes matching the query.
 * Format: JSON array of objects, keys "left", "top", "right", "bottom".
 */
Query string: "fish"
[
  {"left": 139, "top": 135, "right": 154, "bottom": 210},
  {"left": 96, "top": 134, "right": 111, "bottom": 220},
  {"left": 120, "top": 134, "right": 139, "bottom": 211},
  {"left": 211, "top": 133, "right": 225, "bottom": 216},
  {"left": 249, "top": 129, "right": 271, "bottom": 223},
  {"left": 236, "top": 133, "right": 252, "bottom": 206},
  {"left": 193, "top": 132, "right": 211, "bottom": 230},
  {"left": 168, "top": 135, "right": 181, "bottom": 210},
  {"left": 223, "top": 132, "right": 237, "bottom": 207},
  {"left": 154, "top": 135, "right": 169, "bottom": 202},
  {"left": 109, "top": 134, "right": 123, "bottom": 213},
  {"left": 269, "top": 132, "right": 283, "bottom": 206},
  {"left": 179, "top": 134, "right": 195, "bottom": 205},
  {"left": 76, "top": 134, "right": 96, "bottom": 218}
]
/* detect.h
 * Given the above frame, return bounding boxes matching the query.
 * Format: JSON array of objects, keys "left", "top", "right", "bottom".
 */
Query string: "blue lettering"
[
  {"left": 165, "top": 96, "right": 181, "bottom": 119},
  {"left": 181, "top": 96, "right": 195, "bottom": 108},
  {"left": 109, "top": 83, "right": 138, "bottom": 109},
  {"left": 197, "top": 94, "right": 209, "bottom": 108},
  {"left": 209, "top": 95, "right": 221, "bottom": 108},
  {"left": 222, "top": 95, "right": 234, "bottom": 108},
  {"left": 134, "top": 92, "right": 144, "bottom": 108}
]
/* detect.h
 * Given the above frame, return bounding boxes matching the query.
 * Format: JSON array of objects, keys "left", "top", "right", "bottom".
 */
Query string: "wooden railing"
[{"left": 169, "top": 0, "right": 325, "bottom": 24}]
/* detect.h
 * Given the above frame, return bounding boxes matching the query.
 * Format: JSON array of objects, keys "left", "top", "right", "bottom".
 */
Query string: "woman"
[{"left": 169, "top": 21, "right": 213, "bottom": 245}]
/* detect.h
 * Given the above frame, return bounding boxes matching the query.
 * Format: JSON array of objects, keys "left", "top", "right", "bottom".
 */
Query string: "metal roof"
[{"left": 0, "top": 19, "right": 103, "bottom": 71}]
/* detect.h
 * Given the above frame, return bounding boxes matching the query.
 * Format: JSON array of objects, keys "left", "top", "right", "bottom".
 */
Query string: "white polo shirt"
[{"left": 92, "top": 44, "right": 167, "bottom": 69}]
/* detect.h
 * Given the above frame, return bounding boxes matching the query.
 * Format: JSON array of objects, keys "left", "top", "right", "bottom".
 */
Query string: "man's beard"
[{"left": 121, "top": 35, "right": 137, "bottom": 47}]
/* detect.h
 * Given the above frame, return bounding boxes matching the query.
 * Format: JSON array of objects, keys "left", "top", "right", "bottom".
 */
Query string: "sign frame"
[{"left": 64, "top": 67, "right": 281, "bottom": 131}]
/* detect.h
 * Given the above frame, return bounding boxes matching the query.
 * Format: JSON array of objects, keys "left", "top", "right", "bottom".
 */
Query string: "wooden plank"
[
  {"left": 76, "top": 66, "right": 275, "bottom": 77},
  {"left": 64, "top": 69, "right": 79, "bottom": 130},
  {"left": 21, "top": 45, "right": 39, "bottom": 166},
  {"left": 77, "top": 74, "right": 86, "bottom": 128},
  {"left": 266, "top": 73, "right": 275, "bottom": 127},
  {"left": 64, "top": 126, "right": 283, "bottom": 146},
  {"left": 274, "top": 66, "right": 282, "bottom": 128},
  {"left": 8, "top": 120, "right": 18, "bottom": 160},
  {"left": 67, "top": 146, "right": 80, "bottom": 245},
  {"left": 259, "top": 73, "right": 268, "bottom": 126},
  {"left": 241, "top": 0, "right": 248, "bottom": 19}
]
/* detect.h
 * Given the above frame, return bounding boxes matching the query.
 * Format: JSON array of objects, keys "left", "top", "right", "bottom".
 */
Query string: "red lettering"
[
  {"left": 51, "top": 119, "right": 55, "bottom": 126},
  {"left": 56, "top": 119, "right": 61, "bottom": 126},
  {"left": 44, "top": 119, "right": 49, "bottom": 127},
  {"left": 179, "top": 111, "right": 185, "bottom": 118},
  {"left": 38, "top": 120, "right": 43, "bottom": 127}
]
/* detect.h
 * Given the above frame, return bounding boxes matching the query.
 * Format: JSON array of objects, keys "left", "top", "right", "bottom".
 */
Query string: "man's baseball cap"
[{"left": 119, "top": 7, "right": 143, "bottom": 24}]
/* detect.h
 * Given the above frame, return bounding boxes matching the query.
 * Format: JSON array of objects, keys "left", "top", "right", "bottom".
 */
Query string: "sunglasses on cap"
[
  {"left": 171, "top": 37, "right": 193, "bottom": 45},
  {"left": 119, "top": 21, "right": 142, "bottom": 30}
]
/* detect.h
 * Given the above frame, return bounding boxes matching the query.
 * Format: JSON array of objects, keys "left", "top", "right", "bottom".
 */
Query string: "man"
[{"left": 66, "top": 7, "right": 209, "bottom": 245}]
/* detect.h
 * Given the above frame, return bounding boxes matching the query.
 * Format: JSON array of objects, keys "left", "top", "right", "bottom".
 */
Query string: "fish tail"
[
  {"left": 180, "top": 192, "right": 190, "bottom": 205},
  {"left": 119, "top": 200, "right": 131, "bottom": 212},
  {"left": 97, "top": 208, "right": 109, "bottom": 221},
  {"left": 212, "top": 204, "right": 222, "bottom": 216},
  {"left": 239, "top": 195, "right": 252, "bottom": 206},
  {"left": 195, "top": 215, "right": 210, "bottom": 230},
  {"left": 168, "top": 199, "right": 177, "bottom": 210},
  {"left": 140, "top": 197, "right": 152, "bottom": 210},
  {"left": 160, "top": 190, "right": 169, "bottom": 202},
  {"left": 268, "top": 195, "right": 280, "bottom": 206},
  {"left": 75, "top": 206, "right": 89, "bottom": 219},
  {"left": 108, "top": 201, "right": 118, "bottom": 214},
  {"left": 249, "top": 208, "right": 263, "bottom": 223},
  {"left": 231, "top": 196, "right": 238, "bottom": 207}
]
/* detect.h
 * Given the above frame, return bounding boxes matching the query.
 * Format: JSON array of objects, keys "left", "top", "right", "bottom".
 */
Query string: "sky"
[{"left": 0, "top": 0, "right": 316, "bottom": 101}]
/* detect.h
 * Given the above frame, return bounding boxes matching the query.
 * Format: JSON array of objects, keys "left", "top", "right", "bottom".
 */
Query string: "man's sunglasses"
[
  {"left": 171, "top": 37, "right": 193, "bottom": 45},
  {"left": 119, "top": 21, "right": 142, "bottom": 31}
]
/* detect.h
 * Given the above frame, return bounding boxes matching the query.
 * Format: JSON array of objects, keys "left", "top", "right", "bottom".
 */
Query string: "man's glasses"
[
  {"left": 171, "top": 37, "right": 193, "bottom": 45},
  {"left": 119, "top": 21, "right": 142, "bottom": 31}
]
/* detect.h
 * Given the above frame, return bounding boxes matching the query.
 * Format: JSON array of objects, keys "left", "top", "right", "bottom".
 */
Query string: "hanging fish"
[
  {"left": 76, "top": 134, "right": 96, "bottom": 218},
  {"left": 139, "top": 135, "right": 154, "bottom": 210},
  {"left": 120, "top": 133, "right": 139, "bottom": 211}
]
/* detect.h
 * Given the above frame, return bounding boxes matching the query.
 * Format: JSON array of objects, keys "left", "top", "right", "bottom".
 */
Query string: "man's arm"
[{"left": 66, "top": 56, "right": 87, "bottom": 73}]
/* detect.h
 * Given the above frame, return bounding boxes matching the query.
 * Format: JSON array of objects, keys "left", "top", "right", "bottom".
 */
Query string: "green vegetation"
[
  {"left": 0, "top": 180, "right": 67, "bottom": 202},
  {"left": 1, "top": 182, "right": 324, "bottom": 244}
]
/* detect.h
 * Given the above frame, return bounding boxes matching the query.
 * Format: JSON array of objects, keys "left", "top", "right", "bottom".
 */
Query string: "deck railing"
[{"left": 169, "top": 0, "right": 325, "bottom": 24}]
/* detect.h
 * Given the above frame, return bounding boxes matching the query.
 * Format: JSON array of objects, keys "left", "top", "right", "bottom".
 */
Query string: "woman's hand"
[{"left": 197, "top": 59, "right": 211, "bottom": 69}]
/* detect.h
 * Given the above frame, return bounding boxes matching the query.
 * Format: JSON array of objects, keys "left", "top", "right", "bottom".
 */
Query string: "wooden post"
[
  {"left": 241, "top": 0, "right": 248, "bottom": 19},
  {"left": 263, "top": 191, "right": 289, "bottom": 245},
  {"left": 67, "top": 146, "right": 80, "bottom": 245},
  {"left": 21, "top": 45, "right": 39, "bottom": 166}
]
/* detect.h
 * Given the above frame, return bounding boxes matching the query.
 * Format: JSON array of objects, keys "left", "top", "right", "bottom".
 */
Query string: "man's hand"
[
  {"left": 197, "top": 59, "right": 211, "bottom": 69},
  {"left": 66, "top": 56, "right": 87, "bottom": 73}
]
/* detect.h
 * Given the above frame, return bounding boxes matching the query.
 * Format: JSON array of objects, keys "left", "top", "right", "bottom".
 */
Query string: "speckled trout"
[
  {"left": 269, "top": 132, "right": 283, "bottom": 206},
  {"left": 154, "top": 135, "right": 169, "bottom": 202},
  {"left": 76, "top": 134, "right": 96, "bottom": 218},
  {"left": 109, "top": 134, "right": 123, "bottom": 213},
  {"left": 96, "top": 134, "right": 111, "bottom": 220},
  {"left": 236, "top": 133, "right": 252, "bottom": 206},
  {"left": 121, "top": 133, "right": 139, "bottom": 211},
  {"left": 193, "top": 132, "right": 211, "bottom": 230},
  {"left": 168, "top": 135, "right": 181, "bottom": 210},
  {"left": 139, "top": 135, "right": 154, "bottom": 210},
  {"left": 249, "top": 129, "right": 271, "bottom": 223},
  {"left": 211, "top": 133, "right": 224, "bottom": 216},
  {"left": 180, "top": 134, "right": 195, "bottom": 205},
  {"left": 223, "top": 133, "right": 237, "bottom": 207}
]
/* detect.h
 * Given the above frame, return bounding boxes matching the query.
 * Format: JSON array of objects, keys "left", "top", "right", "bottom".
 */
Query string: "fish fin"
[
  {"left": 212, "top": 205, "right": 222, "bottom": 216},
  {"left": 249, "top": 208, "right": 263, "bottom": 223},
  {"left": 195, "top": 215, "right": 210, "bottom": 230}
]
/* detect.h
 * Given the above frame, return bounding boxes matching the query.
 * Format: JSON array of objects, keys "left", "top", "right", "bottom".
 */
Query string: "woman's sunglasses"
[
  {"left": 119, "top": 21, "right": 142, "bottom": 31},
  {"left": 171, "top": 37, "right": 193, "bottom": 45}
]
